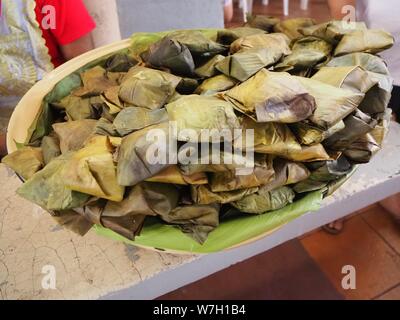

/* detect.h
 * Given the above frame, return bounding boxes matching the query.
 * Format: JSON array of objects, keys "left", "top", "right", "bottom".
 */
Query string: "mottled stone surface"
[{"left": 1, "top": 122, "right": 399, "bottom": 300}]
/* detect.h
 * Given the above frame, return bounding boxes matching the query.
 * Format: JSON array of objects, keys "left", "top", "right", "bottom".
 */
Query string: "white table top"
[{"left": 1, "top": 122, "right": 399, "bottom": 300}]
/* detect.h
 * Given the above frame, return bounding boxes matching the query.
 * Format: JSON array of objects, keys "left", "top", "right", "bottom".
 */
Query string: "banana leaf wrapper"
[
  {"left": 275, "top": 36, "right": 332, "bottom": 71},
  {"left": 296, "top": 76, "right": 365, "bottom": 129},
  {"left": 105, "top": 53, "right": 138, "bottom": 72},
  {"left": 61, "top": 136, "right": 124, "bottom": 202},
  {"left": 73, "top": 66, "right": 118, "bottom": 97},
  {"left": 334, "top": 29, "right": 394, "bottom": 56},
  {"left": 167, "top": 30, "right": 227, "bottom": 56},
  {"left": 101, "top": 86, "right": 124, "bottom": 114},
  {"left": 117, "top": 123, "right": 173, "bottom": 186},
  {"left": 176, "top": 77, "right": 199, "bottom": 95},
  {"left": 95, "top": 117, "right": 119, "bottom": 137},
  {"left": 194, "top": 54, "right": 225, "bottom": 78},
  {"left": 312, "top": 66, "right": 391, "bottom": 115},
  {"left": 273, "top": 18, "right": 316, "bottom": 40},
  {"left": 17, "top": 153, "right": 90, "bottom": 211},
  {"left": 294, "top": 155, "right": 352, "bottom": 193},
  {"left": 244, "top": 14, "right": 280, "bottom": 32},
  {"left": 324, "top": 109, "right": 378, "bottom": 150},
  {"left": 215, "top": 47, "right": 282, "bottom": 82},
  {"left": 53, "top": 95, "right": 100, "bottom": 121},
  {"left": 158, "top": 203, "right": 220, "bottom": 244},
  {"left": 370, "top": 109, "right": 392, "bottom": 147},
  {"left": 51, "top": 210, "right": 94, "bottom": 236},
  {"left": 146, "top": 165, "right": 208, "bottom": 185},
  {"left": 209, "top": 154, "right": 274, "bottom": 192},
  {"left": 180, "top": 151, "right": 254, "bottom": 175},
  {"left": 291, "top": 120, "right": 345, "bottom": 146},
  {"left": 232, "top": 186, "right": 295, "bottom": 214},
  {"left": 166, "top": 95, "right": 240, "bottom": 142},
  {"left": 230, "top": 33, "right": 291, "bottom": 55},
  {"left": 130, "top": 31, "right": 169, "bottom": 60},
  {"left": 1, "top": 146, "right": 44, "bottom": 180},
  {"left": 299, "top": 21, "right": 367, "bottom": 43},
  {"left": 191, "top": 184, "right": 259, "bottom": 205},
  {"left": 141, "top": 36, "right": 195, "bottom": 76},
  {"left": 236, "top": 116, "right": 302, "bottom": 157},
  {"left": 41, "top": 134, "right": 61, "bottom": 165},
  {"left": 326, "top": 52, "right": 390, "bottom": 75},
  {"left": 261, "top": 159, "right": 310, "bottom": 193},
  {"left": 283, "top": 144, "right": 332, "bottom": 162},
  {"left": 216, "top": 27, "right": 267, "bottom": 45},
  {"left": 195, "top": 74, "right": 238, "bottom": 96},
  {"left": 224, "top": 69, "right": 316, "bottom": 123},
  {"left": 52, "top": 119, "right": 97, "bottom": 153},
  {"left": 343, "top": 133, "right": 380, "bottom": 164},
  {"left": 118, "top": 66, "right": 181, "bottom": 109},
  {"left": 113, "top": 107, "right": 168, "bottom": 136}
]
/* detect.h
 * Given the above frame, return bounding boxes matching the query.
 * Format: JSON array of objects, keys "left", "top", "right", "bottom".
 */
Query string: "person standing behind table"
[
  {"left": 223, "top": 0, "right": 234, "bottom": 24},
  {"left": 0, "top": 0, "right": 96, "bottom": 158},
  {"left": 324, "top": 0, "right": 400, "bottom": 234}
]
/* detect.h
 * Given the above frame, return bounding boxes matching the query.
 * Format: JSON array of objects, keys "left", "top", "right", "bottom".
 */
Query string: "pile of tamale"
[{"left": 2, "top": 17, "right": 394, "bottom": 245}]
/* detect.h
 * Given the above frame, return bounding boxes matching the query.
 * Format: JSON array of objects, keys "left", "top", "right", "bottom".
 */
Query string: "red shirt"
[{"left": 34, "top": 0, "right": 96, "bottom": 67}]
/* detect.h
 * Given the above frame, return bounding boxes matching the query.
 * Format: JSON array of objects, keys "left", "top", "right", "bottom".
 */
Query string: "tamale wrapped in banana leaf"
[
  {"left": 113, "top": 107, "right": 168, "bottom": 136},
  {"left": 236, "top": 116, "right": 302, "bottom": 156},
  {"left": 296, "top": 76, "right": 364, "bottom": 129},
  {"left": 274, "top": 18, "right": 316, "bottom": 40},
  {"left": 159, "top": 203, "right": 220, "bottom": 244},
  {"left": 283, "top": 144, "right": 331, "bottom": 162},
  {"left": 261, "top": 159, "right": 310, "bottom": 192},
  {"left": 129, "top": 31, "right": 169, "bottom": 59},
  {"left": 41, "top": 134, "right": 61, "bottom": 165},
  {"left": 275, "top": 36, "right": 332, "bottom": 72},
  {"left": 117, "top": 122, "right": 173, "bottom": 186},
  {"left": 209, "top": 155, "right": 274, "bottom": 192},
  {"left": 52, "top": 119, "right": 97, "bottom": 153},
  {"left": 191, "top": 184, "right": 259, "bottom": 205},
  {"left": 334, "top": 29, "right": 394, "bottom": 56},
  {"left": 95, "top": 118, "right": 119, "bottom": 137},
  {"left": 244, "top": 14, "right": 280, "bottom": 32},
  {"left": 61, "top": 136, "right": 125, "bottom": 202},
  {"left": 73, "top": 66, "right": 118, "bottom": 97},
  {"left": 215, "top": 47, "right": 283, "bottom": 82},
  {"left": 324, "top": 109, "right": 377, "bottom": 150},
  {"left": 216, "top": 27, "right": 267, "bottom": 45},
  {"left": 1, "top": 147, "right": 44, "bottom": 180},
  {"left": 119, "top": 66, "right": 181, "bottom": 109},
  {"left": 141, "top": 36, "right": 195, "bottom": 76},
  {"left": 230, "top": 33, "right": 291, "bottom": 54},
  {"left": 194, "top": 54, "right": 225, "bottom": 78},
  {"left": 195, "top": 74, "right": 238, "bottom": 96},
  {"left": 343, "top": 133, "right": 381, "bottom": 164},
  {"left": 180, "top": 151, "right": 253, "bottom": 175},
  {"left": 326, "top": 52, "right": 390, "bottom": 75},
  {"left": 53, "top": 95, "right": 98, "bottom": 121},
  {"left": 166, "top": 95, "right": 240, "bottom": 142},
  {"left": 105, "top": 53, "right": 138, "bottom": 72},
  {"left": 291, "top": 120, "right": 345, "bottom": 146},
  {"left": 224, "top": 69, "right": 316, "bottom": 123},
  {"left": 299, "top": 21, "right": 367, "bottom": 43},
  {"left": 146, "top": 165, "right": 208, "bottom": 185},
  {"left": 167, "top": 30, "right": 227, "bottom": 56},
  {"left": 294, "top": 156, "right": 353, "bottom": 193},
  {"left": 17, "top": 154, "right": 90, "bottom": 211},
  {"left": 232, "top": 186, "right": 295, "bottom": 214}
]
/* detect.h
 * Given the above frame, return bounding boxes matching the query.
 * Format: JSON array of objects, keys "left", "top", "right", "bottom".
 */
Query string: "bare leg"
[
  {"left": 323, "top": 219, "right": 344, "bottom": 234},
  {"left": 379, "top": 193, "right": 400, "bottom": 224},
  {"left": 0, "top": 133, "right": 7, "bottom": 158}
]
